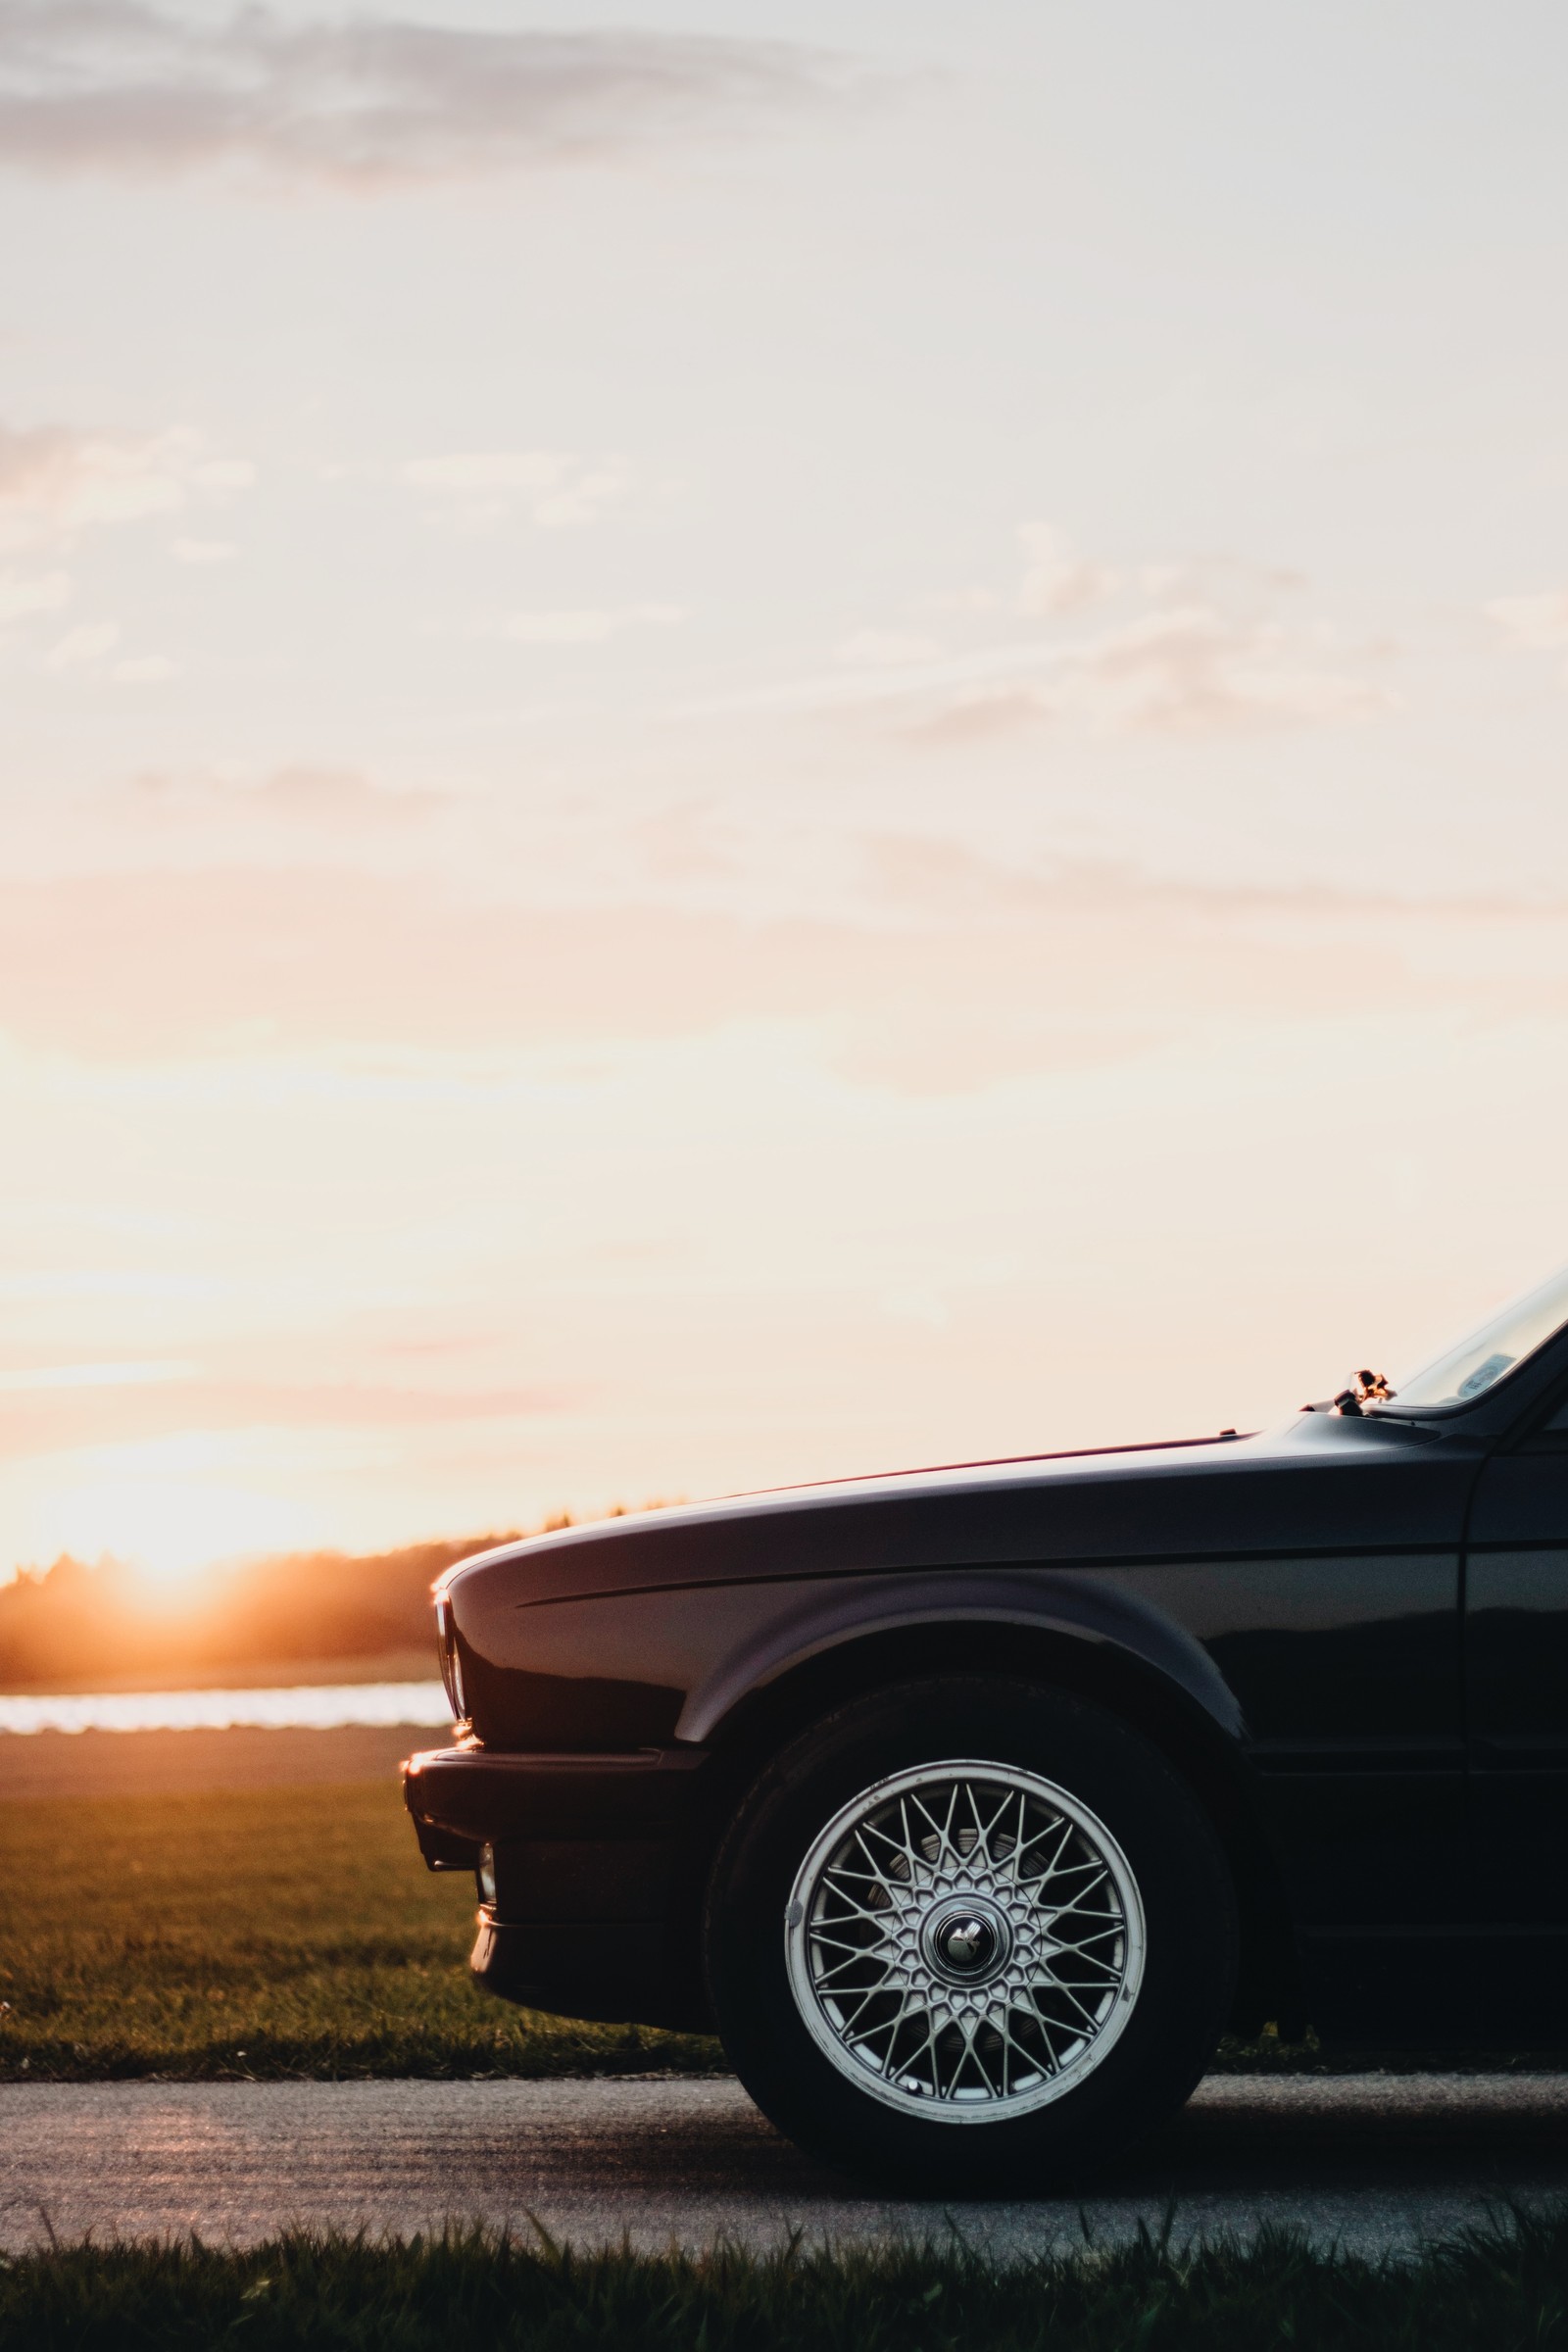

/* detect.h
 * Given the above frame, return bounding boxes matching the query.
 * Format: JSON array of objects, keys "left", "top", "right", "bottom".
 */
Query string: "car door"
[
  {"left": 1465, "top": 1393, "right": 1568, "bottom": 2023},
  {"left": 1085, "top": 1416, "right": 1479, "bottom": 2037}
]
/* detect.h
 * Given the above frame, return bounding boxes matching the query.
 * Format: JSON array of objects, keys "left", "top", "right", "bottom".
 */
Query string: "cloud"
[
  {"left": 904, "top": 605, "right": 1389, "bottom": 743},
  {"left": 248, "top": 765, "right": 447, "bottom": 821},
  {"left": 0, "top": 854, "right": 1558, "bottom": 1093},
  {"left": 1487, "top": 591, "right": 1568, "bottom": 655},
  {"left": 1015, "top": 522, "right": 1117, "bottom": 617},
  {"left": 404, "top": 450, "right": 630, "bottom": 530},
  {"left": 45, "top": 619, "right": 119, "bottom": 671},
  {"left": 0, "top": 421, "right": 253, "bottom": 551},
  {"left": 36, "top": 622, "right": 182, "bottom": 682},
  {"left": 0, "top": 425, "right": 178, "bottom": 537},
  {"left": 124, "top": 764, "right": 450, "bottom": 827},
  {"left": 900, "top": 689, "right": 1043, "bottom": 746},
  {"left": 698, "top": 529, "right": 1390, "bottom": 743},
  {"left": 249, "top": 766, "right": 433, "bottom": 819},
  {"left": 689, "top": 608, "right": 1386, "bottom": 740},
  {"left": 0, "top": 3, "right": 848, "bottom": 188},
  {"left": 0, "top": 1359, "right": 197, "bottom": 1392}
]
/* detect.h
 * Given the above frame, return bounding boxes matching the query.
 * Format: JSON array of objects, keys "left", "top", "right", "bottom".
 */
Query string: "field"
[
  {"left": 6, "top": 2212, "right": 1568, "bottom": 2350},
  {"left": 0, "top": 1775, "right": 721, "bottom": 2081}
]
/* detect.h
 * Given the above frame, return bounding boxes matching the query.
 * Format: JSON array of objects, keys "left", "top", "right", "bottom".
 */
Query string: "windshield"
[{"left": 1392, "top": 1263, "right": 1568, "bottom": 1411}]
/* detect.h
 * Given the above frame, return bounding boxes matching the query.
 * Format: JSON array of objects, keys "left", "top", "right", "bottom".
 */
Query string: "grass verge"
[
  {"left": 6, "top": 2210, "right": 1568, "bottom": 2349},
  {"left": 0, "top": 1781, "right": 720, "bottom": 2080}
]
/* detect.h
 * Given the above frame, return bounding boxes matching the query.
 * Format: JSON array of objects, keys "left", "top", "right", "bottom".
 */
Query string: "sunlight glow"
[{"left": 50, "top": 1470, "right": 312, "bottom": 1599}]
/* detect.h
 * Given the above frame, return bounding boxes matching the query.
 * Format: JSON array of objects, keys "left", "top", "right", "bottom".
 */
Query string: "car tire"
[{"left": 705, "top": 1674, "right": 1236, "bottom": 2192}]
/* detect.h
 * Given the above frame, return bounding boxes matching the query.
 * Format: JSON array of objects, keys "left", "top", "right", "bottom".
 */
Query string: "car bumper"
[
  {"left": 401, "top": 1742, "right": 714, "bottom": 2032},
  {"left": 403, "top": 1741, "right": 710, "bottom": 1855}
]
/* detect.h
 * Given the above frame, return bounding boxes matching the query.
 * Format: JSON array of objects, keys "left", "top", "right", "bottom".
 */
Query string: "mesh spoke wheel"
[{"left": 784, "top": 1758, "right": 1147, "bottom": 2124}]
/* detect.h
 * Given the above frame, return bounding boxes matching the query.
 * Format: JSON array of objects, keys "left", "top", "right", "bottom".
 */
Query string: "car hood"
[{"left": 439, "top": 1411, "right": 1454, "bottom": 1612}]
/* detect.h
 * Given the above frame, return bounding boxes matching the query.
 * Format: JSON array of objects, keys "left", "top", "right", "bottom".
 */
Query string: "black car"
[{"left": 404, "top": 1266, "right": 1568, "bottom": 2188}]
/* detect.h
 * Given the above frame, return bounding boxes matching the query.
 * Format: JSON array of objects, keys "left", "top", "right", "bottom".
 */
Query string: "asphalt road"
[{"left": 3, "top": 2074, "right": 1566, "bottom": 2258}]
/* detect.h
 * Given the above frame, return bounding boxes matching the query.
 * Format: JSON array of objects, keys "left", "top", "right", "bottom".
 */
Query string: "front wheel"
[{"left": 705, "top": 1676, "right": 1236, "bottom": 2192}]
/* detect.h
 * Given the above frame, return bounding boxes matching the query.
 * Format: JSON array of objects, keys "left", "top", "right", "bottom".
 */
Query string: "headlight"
[{"left": 434, "top": 1593, "right": 467, "bottom": 1722}]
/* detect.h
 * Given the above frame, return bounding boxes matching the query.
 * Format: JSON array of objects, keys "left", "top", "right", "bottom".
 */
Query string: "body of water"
[{"left": 0, "top": 1684, "right": 455, "bottom": 1736}]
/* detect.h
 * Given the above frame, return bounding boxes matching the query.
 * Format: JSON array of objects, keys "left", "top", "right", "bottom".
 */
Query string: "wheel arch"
[{"left": 691, "top": 1603, "right": 1303, "bottom": 2036}]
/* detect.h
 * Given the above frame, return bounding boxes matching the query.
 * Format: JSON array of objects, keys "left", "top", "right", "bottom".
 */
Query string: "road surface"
[{"left": 3, "top": 2073, "right": 1566, "bottom": 2257}]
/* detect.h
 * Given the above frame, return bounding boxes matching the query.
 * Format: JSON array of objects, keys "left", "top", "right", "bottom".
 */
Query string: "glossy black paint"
[
  {"left": 401, "top": 1322, "right": 1568, "bottom": 2044},
  {"left": 1464, "top": 1419, "right": 1568, "bottom": 1939}
]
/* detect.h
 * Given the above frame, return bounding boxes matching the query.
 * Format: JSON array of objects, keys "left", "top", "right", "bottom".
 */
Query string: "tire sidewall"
[{"left": 706, "top": 1676, "right": 1236, "bottom": 2191}]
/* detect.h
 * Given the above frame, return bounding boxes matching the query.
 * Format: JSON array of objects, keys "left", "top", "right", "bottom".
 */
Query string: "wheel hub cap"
[
  {"left": 924, "top": 1897, "right": 1010, "bottom": 1984},
  {"left": 784, "top": 1759, "right": 1147, "bottom": 2125}
]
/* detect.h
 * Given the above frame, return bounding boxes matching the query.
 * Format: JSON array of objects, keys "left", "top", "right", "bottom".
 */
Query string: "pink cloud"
[
  {"left": 0, "top": 420, "right": 252, "bottom": 550},
  {"left": 0, "top": 855, "right": 1561, "bottom": 1093},
  {"left": 0, "top": 5, "right": 851, "bottom": 188}
]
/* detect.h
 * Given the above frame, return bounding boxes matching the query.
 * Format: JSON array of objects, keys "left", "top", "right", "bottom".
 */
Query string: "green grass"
[
  {"left": 5, "top": 2211, "right": 1568, "bottom": 2350},
  {"left": 0, "top": 1781, "right": 722, "bottom": 2081}
]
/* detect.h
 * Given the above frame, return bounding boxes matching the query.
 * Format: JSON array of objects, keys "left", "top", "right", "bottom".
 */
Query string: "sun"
[{"left": 52, "top": 1470, "right": 311, "bottom": 1605}]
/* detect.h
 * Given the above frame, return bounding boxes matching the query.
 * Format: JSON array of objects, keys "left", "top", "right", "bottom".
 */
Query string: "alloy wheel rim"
[{"left": 784, "top": 1759, "right": 1147, "bottom": 2124}]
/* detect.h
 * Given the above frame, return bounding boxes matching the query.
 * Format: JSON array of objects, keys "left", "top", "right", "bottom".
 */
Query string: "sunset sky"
[{"left": 4, "top": 0, "right": 1568, "bottom": 1579}]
